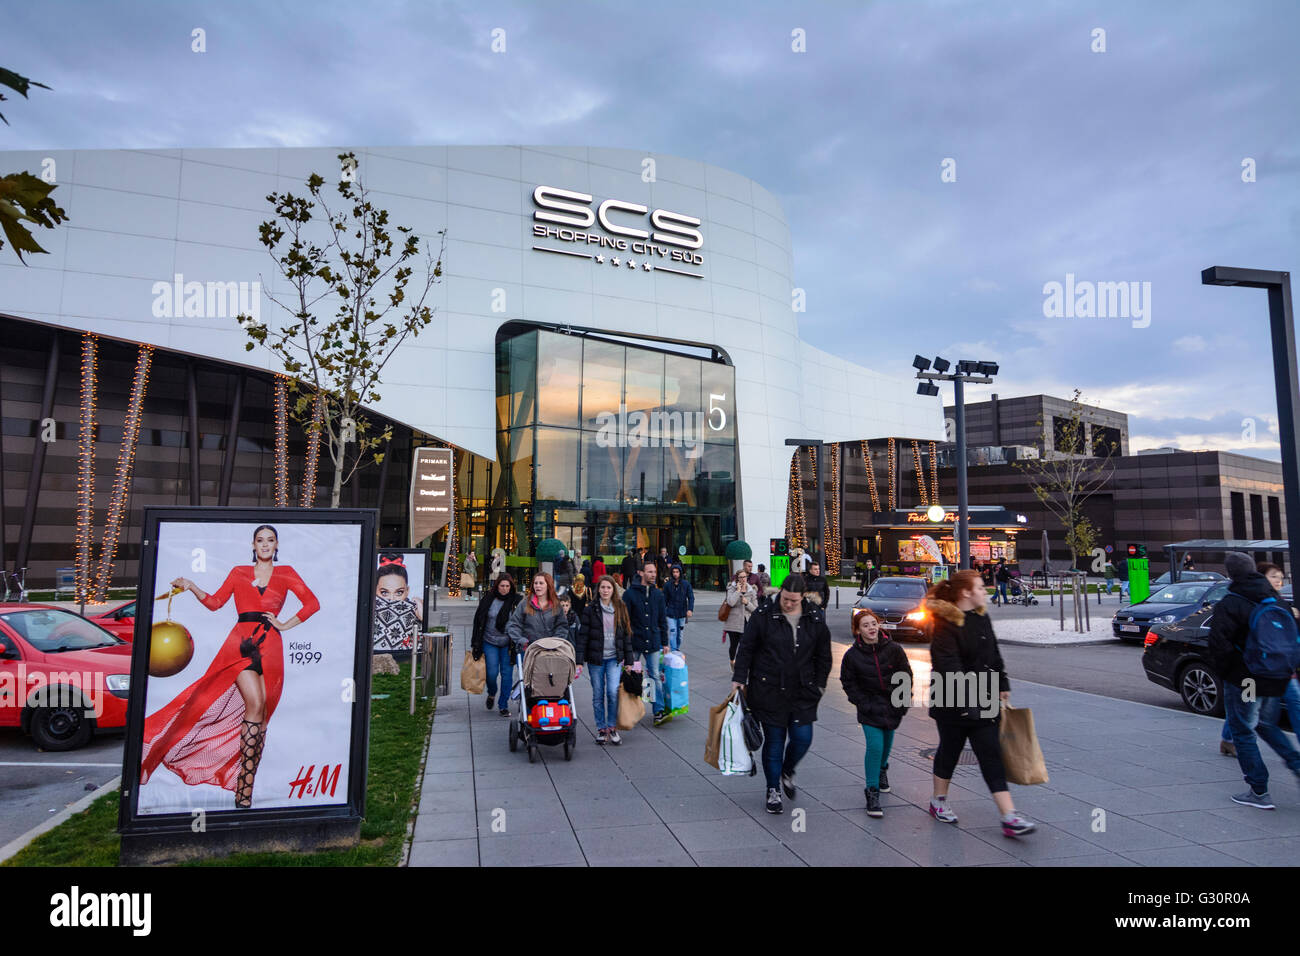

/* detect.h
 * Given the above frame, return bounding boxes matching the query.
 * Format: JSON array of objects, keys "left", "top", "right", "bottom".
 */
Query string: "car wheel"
[
  {"left": 1179, "top": 662, "right": 1224, "bottom": 717},
  {"left": 30, "top": 705, "right": 93, "bottom": 751}
]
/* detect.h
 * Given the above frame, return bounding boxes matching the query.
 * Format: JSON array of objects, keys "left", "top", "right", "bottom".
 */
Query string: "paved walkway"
[{"left": 409, "top": 598, "right": 1300, "bottom": 867}]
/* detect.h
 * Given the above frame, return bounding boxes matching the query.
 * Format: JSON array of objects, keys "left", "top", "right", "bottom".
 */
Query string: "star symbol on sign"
[
  {"left": 611, "top": 257, "right": 620, "bottom": 267},
  {"left": 627, "top": 259, "right": 636, "bottom": 268},
  {"left": 595, "top": 254, "right": 605, "bottom": 264},
  {"left": 642, "top": 261, "right": 652, "bottom": 271}
]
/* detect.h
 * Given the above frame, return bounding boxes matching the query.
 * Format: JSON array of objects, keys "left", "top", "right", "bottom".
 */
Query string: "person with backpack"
[
  {"left": 730, "top": 573, "right": 833, "bottom": 815},
  {"left": 662, "top": 564, "right": 694, "bottom": 651},
  {"left": 577, "top": 575, "right": 635, "bottom": 744},
  {"left": 1220, "top": 562, "right": 1295, "bottom": 755},
  {"left": 926, "top": 569, "right": 1036, "bottom": 837},
  {"left": 840, "top": 608, "right": 913, "bottom": 817},
  {"left": 470, "top": 573, "right": 523, "bottom": 716},
  {"left": 1210, "top": 552, "right": 1300, "bottom": 808},
  {"left": 721, "top": 569, "right": 759, "bottom": 665}
]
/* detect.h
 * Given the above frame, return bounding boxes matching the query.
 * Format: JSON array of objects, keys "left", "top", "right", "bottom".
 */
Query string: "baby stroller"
[
  {"left": 508, "top": 637, "right": 579, "bottom": 763},
  {"left": 1007, "top": 576, "right": 1039, "bottom": 606}
]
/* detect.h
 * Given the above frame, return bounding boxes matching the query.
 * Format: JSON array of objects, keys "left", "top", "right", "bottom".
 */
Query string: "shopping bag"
[
  {"left": 460, "top": 651, "right": 486, "bottom": 694},
  {"left": 718, "top": 694, "right": 754, "bottom": 775},
  {"left": 621, "top": 668, "right": 643, "bottom": 697},
  {"left": 617, "top": 687, "right": 646, "bottom": 730},
  {"left": 663, "top": 653, "right": 689, "bottom": 717},
  {"left": 704, "top": 690, "right": 734, "bottom": 769},
  {"left": 999, "top": 704, "right": 1049, "bottom": 785}
]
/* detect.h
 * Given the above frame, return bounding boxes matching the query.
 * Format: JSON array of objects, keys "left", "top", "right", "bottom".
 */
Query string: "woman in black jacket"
[
  {"left": 471, "top": 574, "right": 523, "bottom": 715},
  {"left": 578, "top": 575, "right": 635, "bottom": 745},
  {"left": 840, "top": 608, "right": 912, "bottom": 817},
  {"left": 926, "top": 570, "right": 1035, "bottom": 837},
  {"left": 730, "top": 574, "right": 833, "bottom": 815}
]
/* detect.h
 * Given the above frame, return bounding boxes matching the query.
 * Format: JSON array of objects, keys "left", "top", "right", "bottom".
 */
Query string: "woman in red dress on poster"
[{"left": 140, "top": 525, "right": 320, "bottom": 809}]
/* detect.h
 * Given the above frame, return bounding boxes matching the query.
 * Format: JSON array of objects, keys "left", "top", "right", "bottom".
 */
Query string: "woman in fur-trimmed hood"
[{"left": 923, "top": 570, "right": 1037, "bottom": 838}]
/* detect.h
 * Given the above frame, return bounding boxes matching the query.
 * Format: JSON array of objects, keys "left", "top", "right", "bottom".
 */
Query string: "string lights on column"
[
  {"left": 826, "top": 442, "right": 842, "bottom": 572},
  {"left": 300, "top": 391, "right": 323, "bottom": 507},
  {"left": 887, "top": 437, "right": 897, "bottom": 510},
  {"left": 92, "top": 344, "right": 153, "bottom": 603},
  {"left": 445, "top": 448, "right": 461, "bottom": 597},
  {"left": 929, "top": 440, "right": 939, "bottom": 504},
  {"left": 273, "top": 375, "right": 289, "bottom": 507},
  {"left": 860, "top": 440, "right": 881, "bottom": 513},
  {"left": 75, "top": 333, "right": 98, "bottom": 605},
  {"left": 911, "top": 440, "right": 929, "bottom": 506},
  {"left": 788, "top": 447, "right": 807, "bottom": 549}
]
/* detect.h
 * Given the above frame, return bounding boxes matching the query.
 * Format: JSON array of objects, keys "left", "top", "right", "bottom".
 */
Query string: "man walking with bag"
[
  {"left": 1210, "top": 552, "right": 1300, "bottom": 809},
  {"left": 730, "top": 573, "right": 833, "bottom": 814},
  {"left": 625, "top": 562, "right": 671, "bottom": 726}
]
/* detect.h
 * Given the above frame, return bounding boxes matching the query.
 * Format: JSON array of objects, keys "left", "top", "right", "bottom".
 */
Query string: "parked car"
[
  {"left": 0, "top": 604, "right": 131, "bottom": 750},
  {"left": 1113, "top": 580, "right": 1227, "bottom": 643},
  {"left": 1142, "top": 605, "right": 1222, "bottom": 715},
  {"left": 853, "top": 576, "right": 931, "bottom": 641},
  {"left": 1150, "top": 570, "right": 1225, "bottom": 588},
  {"left": 86, "top": 600, "right": 137, "bottom": 640}
]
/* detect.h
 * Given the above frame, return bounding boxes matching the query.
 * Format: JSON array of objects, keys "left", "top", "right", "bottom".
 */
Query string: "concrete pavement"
[{"left": 408, "top": 599, "right": 1300, "bottom": 867}]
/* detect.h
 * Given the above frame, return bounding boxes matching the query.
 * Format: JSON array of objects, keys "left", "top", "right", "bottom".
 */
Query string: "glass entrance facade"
[{"left": 458, "top": 326, "right": 738, "bottom": 586}]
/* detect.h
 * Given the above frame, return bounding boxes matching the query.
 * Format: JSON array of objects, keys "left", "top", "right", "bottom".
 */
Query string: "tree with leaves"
[
  {"left": 1014, "top": 390, "right": 1118, "bottom": 569},
  {"left": 239, "top": 152, "right": 444, "bottom": 507},
  {"left": 1, "top": 67, "right": 68, "bottom": 262}
]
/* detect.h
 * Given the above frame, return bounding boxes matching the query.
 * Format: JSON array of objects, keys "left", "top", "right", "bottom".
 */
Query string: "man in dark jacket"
[
  {"left": 662, "top": 564, "right": 694, "bottom": 651},
  {"left": 993, "top": 559, "right": 1010, "bottom": 605},
  {"left": 804, "top": 561, "right": 831, "bottom": 608},
  {"left": 620, "top": 550, "right": 642, "bottom": 588},
  {"left": 1209, "top": 551, "right": 1300, "bottom": 809},
  {"left": 730, "top": 573, "right": 833, "bottom": 815},
  {"left": 624, "top": 562, "right": 671, "bottom": 726}
]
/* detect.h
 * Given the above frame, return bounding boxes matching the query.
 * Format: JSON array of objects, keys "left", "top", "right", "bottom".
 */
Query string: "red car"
[
  {"left": 86, "top": 600, "right": 138, "bottom": 641},
  {"left": 0, "top": 604, "right": 132, "bottom": 750}
]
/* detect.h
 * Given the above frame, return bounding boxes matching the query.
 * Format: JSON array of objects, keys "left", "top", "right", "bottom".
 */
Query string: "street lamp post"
[
  {"left": 785, "top": 438, "right": 825, "bottom": 566},
  {"left": 913, "top": 355, "right": 998, "bottom": 570},
  {"left": 1202, "top": 266, "right": 1298, "bottom": 579}
]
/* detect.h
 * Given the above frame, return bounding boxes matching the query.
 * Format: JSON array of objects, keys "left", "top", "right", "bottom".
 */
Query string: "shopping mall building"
[{"left": 0, "top": 145, "right": 942, "bottom": 589}]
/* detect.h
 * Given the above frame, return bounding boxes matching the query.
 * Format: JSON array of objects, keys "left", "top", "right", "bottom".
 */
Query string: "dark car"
[
  {"left": 1150, "top": 570, "right": 1225, "bottom": 588},
  {"left": 1142, "top": 605, "right": 1223, "bottom": 715},
  {"left": 853, "top": 576, "right": 930, "bottom": 641},
  {"left": 1113, "top": 580, "right": 1227, "bottom": 643}
]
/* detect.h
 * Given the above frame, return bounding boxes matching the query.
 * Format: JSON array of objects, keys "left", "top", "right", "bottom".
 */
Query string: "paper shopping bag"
[
  {"left": 459, "top": 651, "right": 486, "bottom": 695},
  {"left": 704, "top": 690, "right": 734, "bottom": 769},
  {"left": 999, "top": 704, "right": 1049, "bottom": 785},
  {"left": 617, "top": 687, "right": 646, "bottom": 730}
]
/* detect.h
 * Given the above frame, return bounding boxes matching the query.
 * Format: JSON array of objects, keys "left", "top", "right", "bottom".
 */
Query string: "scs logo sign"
[{"left": 532, "top": 185, "right": 704, "bottom": 266}]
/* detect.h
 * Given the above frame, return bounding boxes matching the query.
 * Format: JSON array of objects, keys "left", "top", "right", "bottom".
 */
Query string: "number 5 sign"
[{"left": 708, "top": 392, "right": 727, "bottom": 431}]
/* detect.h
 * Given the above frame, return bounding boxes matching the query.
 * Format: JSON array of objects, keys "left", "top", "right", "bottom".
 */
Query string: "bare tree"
[
  {"left": 239, "top": 152, "right": 444, "bottom": 507},
  {"left": 1015, "top": 390, "right": 1118, "bottom": 569}
]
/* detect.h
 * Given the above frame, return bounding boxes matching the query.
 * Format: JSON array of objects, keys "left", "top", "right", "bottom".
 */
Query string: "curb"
[
  {"left": 0, "top": 775, "right": 121, "bottom": 865},
  {"left": 999, "top": 638, "right": 1117, "bottom": 647}
]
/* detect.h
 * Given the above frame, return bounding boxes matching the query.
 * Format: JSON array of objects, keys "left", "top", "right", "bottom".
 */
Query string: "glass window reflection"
[
  {"left": 581, "top": 339, "right": 624, "bottom": 430},
  {"left": 537, "top": 331, "right": 583, "bottom": 428}
]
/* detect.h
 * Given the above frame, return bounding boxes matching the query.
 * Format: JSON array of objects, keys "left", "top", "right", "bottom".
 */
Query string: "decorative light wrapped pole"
[
  {"left": 272, "top": 375, "right": 289, "bottom": 507},
  {"left": 75, "top": 333, "right": 98, "bottom": 605}
]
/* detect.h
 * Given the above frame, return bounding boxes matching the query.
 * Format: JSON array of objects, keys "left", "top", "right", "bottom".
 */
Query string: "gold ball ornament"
[{"left": 149, "top": 620, "right": 194, "bottom": 677}]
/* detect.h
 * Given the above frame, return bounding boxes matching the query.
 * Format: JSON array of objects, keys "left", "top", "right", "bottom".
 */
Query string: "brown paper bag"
[
  {"left": 617, "top": 687, "right": 646, "bottom": 730},
  {"left": 460, "top": 651, "right": 486, "bottom": 694},
  {"left": 999, "top": 704, "right": 1049, "bottom": 785},
  {"left": 704, "top": 690, "right": 735, "bottom": 769}
]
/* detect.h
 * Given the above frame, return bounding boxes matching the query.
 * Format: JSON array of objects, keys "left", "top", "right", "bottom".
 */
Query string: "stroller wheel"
[
  {"left": 528, "top": 743, "right": 538, "bottom": 764},
  {"left": 563, "top": 738, "right": 573, "bottom": 761},
  {"left": 508, "top": 718, "right": 519, "bottom": 752}
]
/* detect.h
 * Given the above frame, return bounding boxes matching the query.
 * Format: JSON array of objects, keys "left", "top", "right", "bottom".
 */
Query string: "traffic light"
[
  {"left": 1126, "top": 543, "right": 1147, "bottom": 558},
  {"left": 770, "top": 538, "right": 789, "bottom": 556}
]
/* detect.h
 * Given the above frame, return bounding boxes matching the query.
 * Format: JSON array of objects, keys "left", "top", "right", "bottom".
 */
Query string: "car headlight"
[
  {"left": 906, "top": 610, "right": 927, "bottom": 622},
  {"left": 106, "top": 674, "right": 130, "bottom": 696},
  {"left": 1150, "top": 614, "right": 1178, "bottom": 624}
]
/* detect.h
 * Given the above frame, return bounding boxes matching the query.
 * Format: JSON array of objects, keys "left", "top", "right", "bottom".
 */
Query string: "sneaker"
[
  {"left": 864, "top": 787, "right": 883, "bottom": 818},
  {"left": 929, "top": 798, "right": 958, "bottom": 824},
  {"left": 1001, "top": 812, "right": 1037, "bottom": 837},
  {"left": 781, "top": 771, "right": 796, "bottom": 799},
  {"left": 595, "top": 728, "right": 608, "bottom": 745},
  {"left": 1220, "top": 740, "right": 1237, "bottom": 757},
  {"left": 766, "top": 788, "right": 784, "bottom": 814},
  {"left": 485, "top": 696, "right": 494, "bottom": 710},
  {"left": 1231, "top": 788, "right": 1275, "bottom": 810},
  {"left": 608, "top": 729, "right": 621, "bottom": 745},
  {"left": 499, "top": 708, "right": 509, "bottom": 717},
  {"left": 878, "top": 766, "right": 890, "bottom": 793},
  {"left": 653, "top": 711, "right": 670, "bottom": 727}
]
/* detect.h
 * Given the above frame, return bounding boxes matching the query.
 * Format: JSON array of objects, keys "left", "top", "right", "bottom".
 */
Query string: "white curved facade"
[{"left": 0, "top": 145, "right": 942, "bottom": 549}]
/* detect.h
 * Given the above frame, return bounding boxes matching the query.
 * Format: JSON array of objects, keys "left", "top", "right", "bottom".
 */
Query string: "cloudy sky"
[{"left": 5, "top": 0, "right": 1298, "bottom": 458}]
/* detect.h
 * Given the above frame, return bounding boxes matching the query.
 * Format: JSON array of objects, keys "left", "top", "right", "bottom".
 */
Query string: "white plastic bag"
[{"left": 718, "top": 695, "right": 753, "bottom": 775}]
